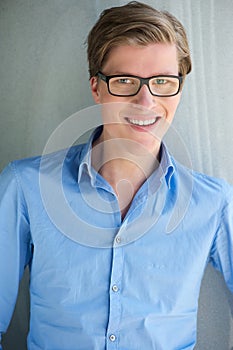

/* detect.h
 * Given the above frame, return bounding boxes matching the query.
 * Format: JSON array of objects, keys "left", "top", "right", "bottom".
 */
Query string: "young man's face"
[{"left": 90, "top": 43, "right": 182, "bottom": 155}]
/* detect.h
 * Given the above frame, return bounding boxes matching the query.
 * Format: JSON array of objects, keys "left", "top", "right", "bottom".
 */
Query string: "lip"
[
  {"left": 124, "top": 115, "right": 162, "bottom": 131},
  {"left": 126, "top": 116, "right": 159, "bottom": 126},
  {"left": 118, "top": 104, "right": 164, "bottom": 131}
]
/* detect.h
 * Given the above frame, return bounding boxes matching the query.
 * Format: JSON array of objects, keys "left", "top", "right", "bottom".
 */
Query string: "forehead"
[{"left": 102, "top": 43, "right": 179, "bottom": 76}]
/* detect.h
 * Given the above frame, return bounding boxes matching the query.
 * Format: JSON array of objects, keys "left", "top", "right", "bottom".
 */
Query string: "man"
[{"left": 0, "top": 2, "right": 232, "bottom": 349}]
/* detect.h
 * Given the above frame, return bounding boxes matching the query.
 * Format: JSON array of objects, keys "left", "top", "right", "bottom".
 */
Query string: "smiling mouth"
[{"left": 126, "top": 117, "right": 160, "bottom": 127}]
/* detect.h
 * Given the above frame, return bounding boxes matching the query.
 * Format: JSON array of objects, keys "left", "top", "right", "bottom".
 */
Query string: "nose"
[{"left": 132, "top": 84, "right": 156, "bottom": 109}]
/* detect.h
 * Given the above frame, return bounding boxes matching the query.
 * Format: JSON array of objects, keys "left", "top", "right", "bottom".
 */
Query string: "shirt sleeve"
[
  {"left": 209, "top": 182, "right": 233, "bottom": 293},
  {"left": 0, "top": 163, "right": 32, "bottom": 341}
]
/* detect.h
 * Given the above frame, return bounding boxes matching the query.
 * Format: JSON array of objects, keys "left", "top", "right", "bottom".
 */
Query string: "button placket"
[{"left": 106, "top": 245, "right": 123, "bottom": 349}]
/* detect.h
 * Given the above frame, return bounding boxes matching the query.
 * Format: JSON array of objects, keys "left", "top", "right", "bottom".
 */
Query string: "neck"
[{"left": 92, "top": 135, "right": 161, "bottom": 219}]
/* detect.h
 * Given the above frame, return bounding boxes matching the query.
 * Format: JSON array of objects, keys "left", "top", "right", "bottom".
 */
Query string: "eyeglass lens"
[{"left": 109, "top": 76, "right": 180, "bottom": 96}]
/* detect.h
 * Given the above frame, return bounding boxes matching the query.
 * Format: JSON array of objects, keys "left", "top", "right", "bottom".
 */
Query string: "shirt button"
[
  {"left": 112, "top": 284, "right": 119, "bottom": 292},
  {"left": 109, "top": 334, "right": 116, "bottom": 342},
  {"left": 115, "top": 236, "right": 121, "bottom": 244}
]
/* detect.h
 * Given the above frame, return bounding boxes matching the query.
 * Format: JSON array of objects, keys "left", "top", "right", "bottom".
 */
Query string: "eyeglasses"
[{"left": 97, "top": 71, "right": 183, "bottom": 97}]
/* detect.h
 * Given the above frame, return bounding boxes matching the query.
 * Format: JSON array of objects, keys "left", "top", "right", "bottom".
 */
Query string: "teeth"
[{"left": 128, "top": 118, "right": 157, "bottom": 126}]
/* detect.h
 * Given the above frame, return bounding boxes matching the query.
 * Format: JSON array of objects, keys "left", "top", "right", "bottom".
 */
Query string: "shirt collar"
[
  {"left": 159, "top": 143, "right": 175, "bottom": 189},
  {"left": 77, "top": 126, "right": 175, "bottom": 189},
  {"left": 77, "top": 126, "right": 103, "bottom": 185}
]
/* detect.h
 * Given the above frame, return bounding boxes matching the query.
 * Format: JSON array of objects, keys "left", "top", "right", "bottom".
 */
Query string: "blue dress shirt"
[{"left": 0, "top": 128, "right": 233, "bottom": 350}]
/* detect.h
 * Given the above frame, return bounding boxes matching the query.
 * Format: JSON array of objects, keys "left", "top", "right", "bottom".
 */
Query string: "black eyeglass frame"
[{"left": 97, "top": 71, "right": 183, "bottom": 97}]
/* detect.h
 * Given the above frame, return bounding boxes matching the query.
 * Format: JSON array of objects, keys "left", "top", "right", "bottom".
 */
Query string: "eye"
[
  {"left": 118, "top": 78, "right": 133, "bottom": 84},
  {"left": 155, "top": 78, "right": 167, "bottom": 85}
]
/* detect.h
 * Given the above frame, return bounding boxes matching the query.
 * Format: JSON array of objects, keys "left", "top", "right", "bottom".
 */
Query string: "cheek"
[
  {"left": 101, "top": 103, "right": 126, "bottom": 125},
  {"left": 167, "top": 96, "right": 181, "bottom": 116}
]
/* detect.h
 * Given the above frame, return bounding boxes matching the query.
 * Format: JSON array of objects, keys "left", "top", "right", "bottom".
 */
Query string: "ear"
[{"left": 90, "top": 76, "right": 101, "bottom": 104}]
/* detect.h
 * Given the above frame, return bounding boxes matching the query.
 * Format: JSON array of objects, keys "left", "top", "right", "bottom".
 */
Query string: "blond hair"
[{"left": 87, "top": 1, "right": 191, "bottom": 79}]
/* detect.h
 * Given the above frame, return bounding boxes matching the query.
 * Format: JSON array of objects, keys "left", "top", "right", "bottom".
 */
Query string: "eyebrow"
[{"left": 105, "top": 71, "right": 178, "bottom": 77}]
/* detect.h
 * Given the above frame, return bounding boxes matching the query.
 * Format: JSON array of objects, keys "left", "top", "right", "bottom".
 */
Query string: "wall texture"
[{"left": 0, "top": 0, "right": 233, "bottom": 349}]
